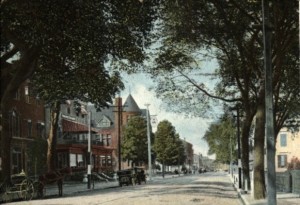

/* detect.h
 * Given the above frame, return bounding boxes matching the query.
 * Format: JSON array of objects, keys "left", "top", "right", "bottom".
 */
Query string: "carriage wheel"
[
  {"left": 21, "top": 179, "right": 34, "bottom": 200},
  {"left": 1, "top": 184, "right": 12, "bottom": 203},
  {"left": 33, "top": 181, "right": 44, "bottom": 198}
]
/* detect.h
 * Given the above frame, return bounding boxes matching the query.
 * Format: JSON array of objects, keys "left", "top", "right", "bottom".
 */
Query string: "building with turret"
[{"left": 56, "top": 94, "right": 150, "bottom": 173}]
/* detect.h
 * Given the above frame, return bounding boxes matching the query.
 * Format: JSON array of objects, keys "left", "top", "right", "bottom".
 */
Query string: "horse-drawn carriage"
[
  {"left": 0, "top": 170, "right": 35, "bottom": 203},
  {"left": 117, "top": 167, "right": 146, "bottom": 187},
  {"left": 36, "top": 167, "right": 72, "bottom": 197},
  {"left": 0, "top": 167, "right": 71, "bottom": 203}
]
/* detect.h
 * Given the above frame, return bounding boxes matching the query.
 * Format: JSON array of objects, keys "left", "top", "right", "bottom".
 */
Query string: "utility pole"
[
  {"left": 237, "top": 107, "right": 242, "bottom": 190},
  {"left": 87, "top": 111, "right": 91, "bottom": 189},
  {"left": 145, "top": 103, "right": 152, "bottom": 181},
  {"left": 262, "top": 0, "right": 276, "bottom": 204},
  {"left": 118, "top": 99, "right": 122, "bottom": 171},
  {"left": 230, "top": 135, "right": 233, "bottom": 177},
  {"left": 112, "top": 97, "right": 126, "bottom": 171}
]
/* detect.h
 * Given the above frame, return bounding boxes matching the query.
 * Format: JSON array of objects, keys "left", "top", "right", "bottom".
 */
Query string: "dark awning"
[{"left": 62, "top": 119, "right": 98, "bottom": 133}]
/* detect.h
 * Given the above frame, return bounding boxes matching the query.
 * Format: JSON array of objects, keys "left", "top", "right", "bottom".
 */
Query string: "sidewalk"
[
  {"left": 239, "top": 192, "right": 300, "bottom": 205},
  {"left": 229, "top": 175, "right": 300, "bottom": 205}
]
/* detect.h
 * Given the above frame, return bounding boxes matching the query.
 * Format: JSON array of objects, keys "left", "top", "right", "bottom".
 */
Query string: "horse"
[{"left": 37, "top": 167, "right": 72, "bottom": 197}]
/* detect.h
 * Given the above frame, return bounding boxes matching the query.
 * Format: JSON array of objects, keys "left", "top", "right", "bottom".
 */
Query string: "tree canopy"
[
  {"left": 148, "top": 0, "right": 299, "bottom": 198},
  {"left": 203, "top": 114, "right": 236, "bottom": 164},
  {"left": 121, "top": 116, "right": 149, "bottom": 166},
  {"left": 1, "top": 0, "right": 159, "bottom": 105},
  {"left": 1, "top": 0, "right": 159, "bottom": 179},
  {"left": 153, "top": 120, "right": 186, "bottom": 175},
  {"left": 154, "top": 120, "right": 176, "bottom": 164}
]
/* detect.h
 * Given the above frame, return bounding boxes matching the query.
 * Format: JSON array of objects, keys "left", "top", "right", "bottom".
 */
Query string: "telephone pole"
[
  {"left": 87, "top": 111, "right": 92, "bottom": 189},
  {"left": 237, "top": 107, "right": 242, "bottom": 189},
  {"left": 262, "top": 0, "right": 276, "bottom": 204},
  {"left": 145, "top": 104, "right": 152, "bottom": 181}
]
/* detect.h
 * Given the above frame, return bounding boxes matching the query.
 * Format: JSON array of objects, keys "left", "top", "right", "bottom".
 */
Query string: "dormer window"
[{"left": 96, "top": 116, "right": 111, "bottom": 128}]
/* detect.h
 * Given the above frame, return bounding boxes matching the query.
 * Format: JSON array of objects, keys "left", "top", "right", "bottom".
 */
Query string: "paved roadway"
[{"left": 6, "top": 172, "right": 242, "bottom": 205}]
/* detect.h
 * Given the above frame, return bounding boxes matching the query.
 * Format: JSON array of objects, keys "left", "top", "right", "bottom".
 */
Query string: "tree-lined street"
[
  {"left": 9, "top": 172, "right": 241, "bottom": 205},
  {"left": 1, "top": 1, "right": 299, "bottom": 204}
]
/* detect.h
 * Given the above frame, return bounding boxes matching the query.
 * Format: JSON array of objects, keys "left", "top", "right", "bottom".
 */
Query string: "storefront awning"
[{"left": 62, "top": 119, "right": 98, "bottom": 133}]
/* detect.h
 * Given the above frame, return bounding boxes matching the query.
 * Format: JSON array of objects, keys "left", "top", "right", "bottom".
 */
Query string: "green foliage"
[
  {"left": 165, "top": 133, "right": 186, "bottom": 166},
  {"left": 203, "top": 115, "right": 236, "bottom": 164},
  {"left": 1, "top": 0, "right": 159, "bottom": 177},
  {"left": 121, "top": 116, "right": 148, "bottom": 165},
  {"left": 150, "top": 0, "right": 299, "bottom": 122},
  {"left": 1, "top": 0, "right": 160, "bottom": 103},
  {"left": 32, "top": 59, "right": 124, "bottom": 109},
  {"left": 153, "top": 120, "right": 185, "bottom": 166}
]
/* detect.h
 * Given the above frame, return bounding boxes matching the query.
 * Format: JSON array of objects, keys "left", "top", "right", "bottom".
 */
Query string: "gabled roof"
[
  {"left": 87, "top": 105, "right": 115, "bottom": 129},
  {"left": 123, "top": 94, "right": 140, "bottom": 113}
]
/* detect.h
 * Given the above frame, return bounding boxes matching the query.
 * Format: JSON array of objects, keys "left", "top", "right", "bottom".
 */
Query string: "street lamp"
[{"left": 145, "top": 103, "right": 152, "bottom": 181}]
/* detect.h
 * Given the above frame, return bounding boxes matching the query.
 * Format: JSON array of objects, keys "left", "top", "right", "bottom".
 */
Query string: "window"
[
  {"left": 14, "top": 89, "right": 20, "bottom": 100},
  {"left": 57, "top": 153, "right": 69, "bottom": 169},
  {"left": 277, "top": 155, "right": 287, "bottom": 168},
  {"left": 12, "top": 147, "right": 22, "bottom": 174},
  {"left": 106, "top": 156, "right": 112, "bottom": 166},
  {"left": 77, "top": 154, "right": 83, "bottom": 167},
  {"left": 36, "top": 122, "right": 45, "bottom": 138},
  {"left": 107, "top": 135, "right": 112, "bottom": 146},
  {"left": 280, "top": 134, "right": 287, "bottom": 147},
  {"left": 103, "top": 135, "right": 107, "bottom": 146},
  {"left": 70, "top": 154, "right": 76, "bottom": 167},
  {"left": 101, "top": 156, "right": 106, "bottom": 166},
  {"left": 102, "top": 134, "right": 111, "bottom": 146},
  {"left": 10, "top": 110, "right": 20, "bottom": 138},
  {"left": 27, "top": 120, "right": 32, "bottom": 138},
  {"left": 24, "top": 86, "right": 29, "bottom": 96},
  {"left": 96, "top": 134, "right": 103, "bottom": 145}
]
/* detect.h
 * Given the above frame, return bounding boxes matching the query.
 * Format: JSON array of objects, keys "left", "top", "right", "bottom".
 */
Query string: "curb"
[{"left": 228, "top": 174, "right": 248, "bottom": 205}]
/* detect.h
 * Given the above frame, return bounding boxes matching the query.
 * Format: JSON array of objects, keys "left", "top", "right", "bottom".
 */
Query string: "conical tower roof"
[{"left": 123, "top": 94, "right": 140, "bottom": 113}]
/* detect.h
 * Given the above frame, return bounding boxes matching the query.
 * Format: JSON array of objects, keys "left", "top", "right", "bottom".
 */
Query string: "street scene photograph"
[{"left": 1, "top": 1, "right": 299, "bottom": 205}]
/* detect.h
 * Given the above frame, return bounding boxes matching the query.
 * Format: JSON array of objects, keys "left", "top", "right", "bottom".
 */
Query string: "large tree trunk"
[
  {"left": 47, "top": 102, "right": 60, "bottom": 172},
  {"left": 253, "top": 101, "right": 266, "bottom": 199},
  {"left": 241, "top": 117, "right": 251, "bottom": 191}
]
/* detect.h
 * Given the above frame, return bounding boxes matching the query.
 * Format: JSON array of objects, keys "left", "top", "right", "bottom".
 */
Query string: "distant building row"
[{"left": 3, "top": 80, "right": 197, "bottom": 176}]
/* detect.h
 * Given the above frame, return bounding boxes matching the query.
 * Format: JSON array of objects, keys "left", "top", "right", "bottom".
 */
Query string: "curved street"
[{"left": 8, "top": 172, "right": 242, "bottom": 205}]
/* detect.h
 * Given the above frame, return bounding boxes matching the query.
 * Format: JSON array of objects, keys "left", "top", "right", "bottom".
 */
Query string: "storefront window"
[{"left": 12, "top": 147, "right": 22, "bottom": 174}]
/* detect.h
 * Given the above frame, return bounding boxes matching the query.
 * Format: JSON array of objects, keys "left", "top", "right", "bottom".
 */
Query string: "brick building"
[
  {"left": 3, "top": 88, "right": 151, "bottom": 175},
  {"left": 3, "top": 79, "right": 46, "bottom": 175},
  {"left": 182, "top": 139, "right": 194, "bottom": 171},
  {"left": 55, "top": 94, "right": 150, "bottom": 173}
]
